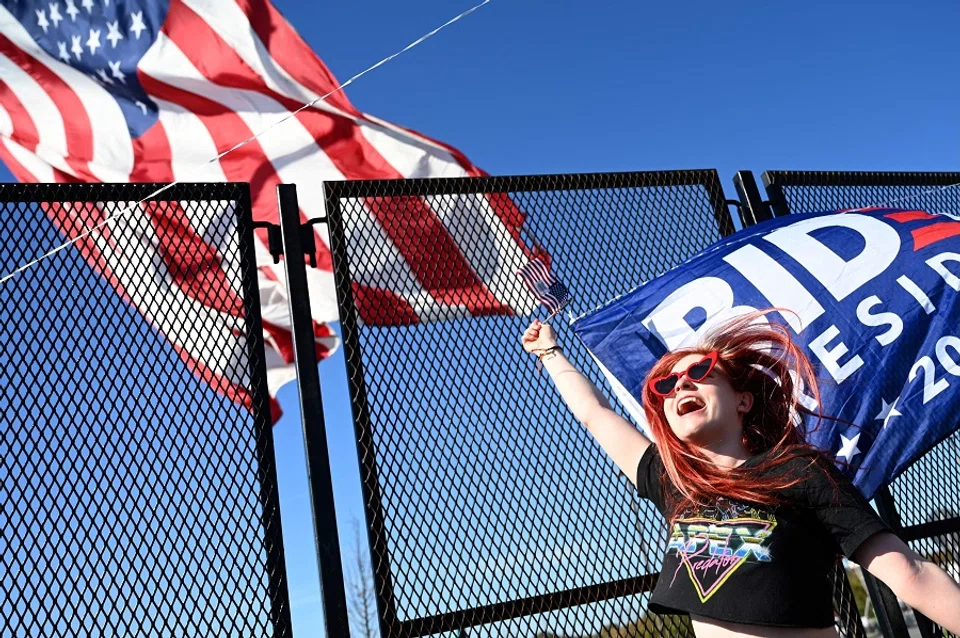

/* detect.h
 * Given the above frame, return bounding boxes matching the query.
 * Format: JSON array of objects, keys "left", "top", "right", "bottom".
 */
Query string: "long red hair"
[{"left": 642, "top": 309, "right": 832, "bottom": 522}]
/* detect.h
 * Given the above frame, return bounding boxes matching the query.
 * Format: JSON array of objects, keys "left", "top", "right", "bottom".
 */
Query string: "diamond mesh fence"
[
  {"left": 0, "top": 183, "right": 290, "bottom": 638},
  {"left": 763, "top": 170, "right": 960, "bottom": 638},
  {"left": 323, "top": 171, "right": 865, "bottom": 638}
]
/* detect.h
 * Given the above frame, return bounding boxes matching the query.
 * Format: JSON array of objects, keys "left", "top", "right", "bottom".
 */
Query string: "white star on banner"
[
  {"left": 108, "top": 59, "right": 125, "bottom": 83},
  {"left": 837, "top": 432, "right": 862, "bottom": 462},
  {"left": 49, "top": 2, "right": 63, "bottom": 27},
  {"left": 70, "top": 34, "right": 83, "bottom": 60},
  {"left": 81, "top": 0, "right": 94, "bottom": 13},
  {"left": 875, "top": 397, "right": 902, "bottom": 428},
  {"left": 57, "top": 40, "right": 70, "bottom": 62},
  {"left": 36, "top": 9, "right": 50, "bottom": 33},
  {"left": 129, "top": 11, "right": 146, "bottom": 39},
  {"left": 65, "top": 0, "right": 79, "bottom": 21},
  {"left": 95, "top": 67, "right": 113, "bottom": 84},
  {"left": 106, "top": 20, "right": 123, "bottom": 47},
  {"left": 135, "top": 100, "right": 147, "bottom": 114},
  {"left": 86, "top": 28, "right": 101, "bottom": 55}
]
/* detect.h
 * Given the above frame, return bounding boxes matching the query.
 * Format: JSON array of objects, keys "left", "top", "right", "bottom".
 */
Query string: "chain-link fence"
[
  {"left": 322, "top": 171, "right": 866, "bottom": 638},
  {"left": 0, "top": 183, "right": 290, "bottom": 638},
  {"left": 761, "top": 170, "right": 960, "bottom": 638}
]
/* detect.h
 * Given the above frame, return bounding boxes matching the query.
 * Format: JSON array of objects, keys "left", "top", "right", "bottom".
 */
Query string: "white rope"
[
  {"left": 0, "top": 0, "right": 493, "bottom": 286},
  {"left": 845, "top": 180, "right": 960, "bottom": 211}
]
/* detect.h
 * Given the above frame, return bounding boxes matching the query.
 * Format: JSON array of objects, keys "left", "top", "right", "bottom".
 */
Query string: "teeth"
[{"left": 677, "top": 397, "right": 703, "bottom": 415}]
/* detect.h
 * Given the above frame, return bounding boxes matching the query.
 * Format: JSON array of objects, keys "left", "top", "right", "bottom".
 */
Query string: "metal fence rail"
[
  {"left": 320, "top": 170, "right": 866, "bottom": 638},
  {"left": 758, "top": 170, "right": 960, "bottom": 638},
  {"left": 0, "top": 183, "right": 290, "bottom": 638}
]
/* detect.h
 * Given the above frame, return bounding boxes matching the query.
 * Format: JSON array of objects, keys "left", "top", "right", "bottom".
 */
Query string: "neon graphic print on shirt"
[{"left": 666, "top": 499, "right": 777, "bottom": 603}]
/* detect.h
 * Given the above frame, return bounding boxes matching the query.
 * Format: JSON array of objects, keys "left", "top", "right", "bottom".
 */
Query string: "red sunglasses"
[{"left": 648, "top": 351, "right": 719, "bottom": 397}]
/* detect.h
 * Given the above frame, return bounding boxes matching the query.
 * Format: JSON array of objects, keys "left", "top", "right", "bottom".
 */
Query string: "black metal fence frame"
[
  {"left": 0, "top": 182, "right": 293, "bottom": 637},
  {"left": 737, "top": 169, "right": 960, "bottom": 638},
  {"left": 326, "top": 171, "right": 734, "bottom": 638},
  {"left": 9, "top": 172, "right": 958, "bottom": 638},
  {"left": 305, "top": 171, "right": 866, "bottom": 638}
]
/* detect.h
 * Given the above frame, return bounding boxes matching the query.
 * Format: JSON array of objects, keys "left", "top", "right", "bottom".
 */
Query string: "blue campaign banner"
[{"left": 571, "top": 208, "right": 960, "bottom": 499}]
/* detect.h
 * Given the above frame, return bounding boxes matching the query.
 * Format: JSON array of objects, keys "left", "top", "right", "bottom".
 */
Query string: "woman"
[{"left": 522, "top": 311, "right": 960, "bottom": 637}]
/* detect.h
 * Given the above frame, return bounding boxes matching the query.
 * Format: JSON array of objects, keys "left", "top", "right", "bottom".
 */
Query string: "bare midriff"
[{"left": 690, "top": 615, "right": 840, "bottom": 638}]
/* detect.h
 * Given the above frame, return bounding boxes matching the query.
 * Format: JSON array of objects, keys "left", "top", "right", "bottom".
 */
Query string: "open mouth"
[{"left": 676, "top": 396, "right": 705, "bottom": 416}]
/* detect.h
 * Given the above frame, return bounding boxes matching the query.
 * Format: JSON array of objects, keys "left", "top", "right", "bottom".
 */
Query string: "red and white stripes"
[{"left": 0, "top": 0, "right": 536, "bottom": 419}]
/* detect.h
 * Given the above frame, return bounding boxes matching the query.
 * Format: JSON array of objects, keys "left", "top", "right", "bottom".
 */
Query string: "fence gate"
[
  {"left": 318, "top": 170, "right": 867, "bottom": 637},
  {"left": 739, "top": 169, "right": 960, "bottom": 638},
  {"left": 0, "top": 183, "right": 291, "bottom": 637}
]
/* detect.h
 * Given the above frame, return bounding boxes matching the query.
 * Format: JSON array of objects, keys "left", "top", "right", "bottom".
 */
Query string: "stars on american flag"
[
  {"left": 36, "top": 9, "right": 50, "bottom": 33},
  {"left": 49, "top": 3, "right": 64, "bottom": 28},
  {"left": 86, "top": 27, "right": 101, "bottom": 55},
  {"left": 129, "top": 11, "right": 146, "bottom": 39},
  {"left": 32, "top": 0, "right": 148, "bottom": 70},
  {"left": 95, "top": 67, "right": 112, "bottom": 84},
  {"left": 65, "top": 0, "right": 78, "bottom": 22},
  {"left": 70, "top": 33, "right": 83, "bottom": 60},
  {"left": 18, "top": 0, "right": 160, "bottom": 134},
  {"left": 106, "top": 20, "right": 123, "bottom": 47},
  {"left": 108, "top": 59, "right": 125, "bottom": 83}
]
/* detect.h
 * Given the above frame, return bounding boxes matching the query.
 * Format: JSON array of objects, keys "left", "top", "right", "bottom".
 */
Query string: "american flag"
[
  {"left": 516, "top": 257, "right": 571, "bottom": 316},
  {"left": 0, "top": 0, "right": 539, "bottom": 420}
]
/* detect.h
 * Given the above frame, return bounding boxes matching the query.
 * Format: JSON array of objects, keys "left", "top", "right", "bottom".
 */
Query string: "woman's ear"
[{"left": 737, "top": 391, "right": 754, "bottom": 415}]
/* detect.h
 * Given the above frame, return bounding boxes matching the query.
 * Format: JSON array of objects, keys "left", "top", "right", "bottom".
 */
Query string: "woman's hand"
[{"left": 521, "top": 319, "right": 558, "bottom": 354}]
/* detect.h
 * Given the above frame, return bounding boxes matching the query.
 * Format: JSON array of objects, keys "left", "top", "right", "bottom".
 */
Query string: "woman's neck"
[{"left": 697, "top": 439, "right": 752, "bottom": 470}]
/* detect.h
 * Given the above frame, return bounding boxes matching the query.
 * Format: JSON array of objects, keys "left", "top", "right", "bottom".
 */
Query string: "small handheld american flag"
[{"left": 516, "top": 257, "right": 572, "bottom": 318}]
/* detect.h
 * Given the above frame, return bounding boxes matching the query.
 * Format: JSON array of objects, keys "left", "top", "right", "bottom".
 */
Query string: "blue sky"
[{"left": 3, "top": 0, "right": 960, "bottom": 635}]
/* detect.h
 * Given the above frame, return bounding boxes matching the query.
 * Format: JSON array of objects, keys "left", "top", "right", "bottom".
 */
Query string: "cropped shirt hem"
[{"left": 648, "top": 603, "right": 835, "bottom": 629}]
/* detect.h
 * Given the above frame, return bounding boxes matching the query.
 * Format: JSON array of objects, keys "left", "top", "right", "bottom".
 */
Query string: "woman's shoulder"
[{"left": 751, "top": 446, "right": 835, "bottom": 492}]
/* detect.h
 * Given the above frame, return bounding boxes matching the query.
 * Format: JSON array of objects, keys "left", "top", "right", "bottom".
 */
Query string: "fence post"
[
  {"left": 732, "top": 171, "right": 773, "bottom": 227},
  {"left": 239, "top": 185, "right": 296, "bottom": 638},
  {"left": 277, "top": 183, "right": 352, "bottom": 638},
  {"left": 759, "top": 173, "right": 792, "bottom": 217}
]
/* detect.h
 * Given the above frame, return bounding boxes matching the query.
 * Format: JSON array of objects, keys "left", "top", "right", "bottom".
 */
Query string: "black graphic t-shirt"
[{"left": 636, "top": 444, "right": 891, "bottom": 628}]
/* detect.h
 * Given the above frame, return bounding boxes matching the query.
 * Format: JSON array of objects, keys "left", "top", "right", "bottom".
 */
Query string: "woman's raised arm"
[{"left": 522, "top": 319, "right": 652, "bottom": 485}]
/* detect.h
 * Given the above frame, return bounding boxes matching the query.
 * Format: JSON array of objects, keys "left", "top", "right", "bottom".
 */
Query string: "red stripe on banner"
[
  {"left": 0, "top": 140, "right": 37, "bottom": 182},
  {"left": 312, "top": 321, "right": 335, "bottom": 360},
  {"left": 130, "top": 119, "right": 175, "bottom": 183},
  {"left": 366, "top": 193, "right": 512, "bottom": 314},
  {"left": 258, "top": 266, "right": 306, "bottom": 359},
  {"left": 380, "top": 122, "right": 538, "bottom": 266},
  {"left": 137, "top": 72, "right": 327, "bottom": 262},
  {"left": 258, "top": 266, "right": 334, "bottom": 364},
  {"left": 235, "top": 0, "right": 358, "bottom": 116},
  {"left": 48, "top": 197, "right": 276, "bottom": 420},
  {"left": 262, "top": 317, "right": 294, "bottom": 362},
  {"left": 383, "top": 119, "right": 539, "bottom": 266},
  {"left": 138, "top": 68, "right": 335, "bottom": 371},
  {"left": 0, "top": 36, "right": 96, "bottom": 181},
  {"left": 885, "top": 211, "right": 935, "bottom": 224},
  {"left": 389, "top": 119, "right": 487, "bottom": 177},
  {"left": 161, "top": 3, "right": 508, "bottom": 316},
  {"left": 351, "top": 282, "right": 420, "bottom": 326},
  {"left": 143, "top": 200, "right": 246, "bottom": 316},
  {"left": 0, "top": 81, "right": 40, "bottom": 151},
  {"left": 912, "top": 221, "right": 960, "bottom": 252}
]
